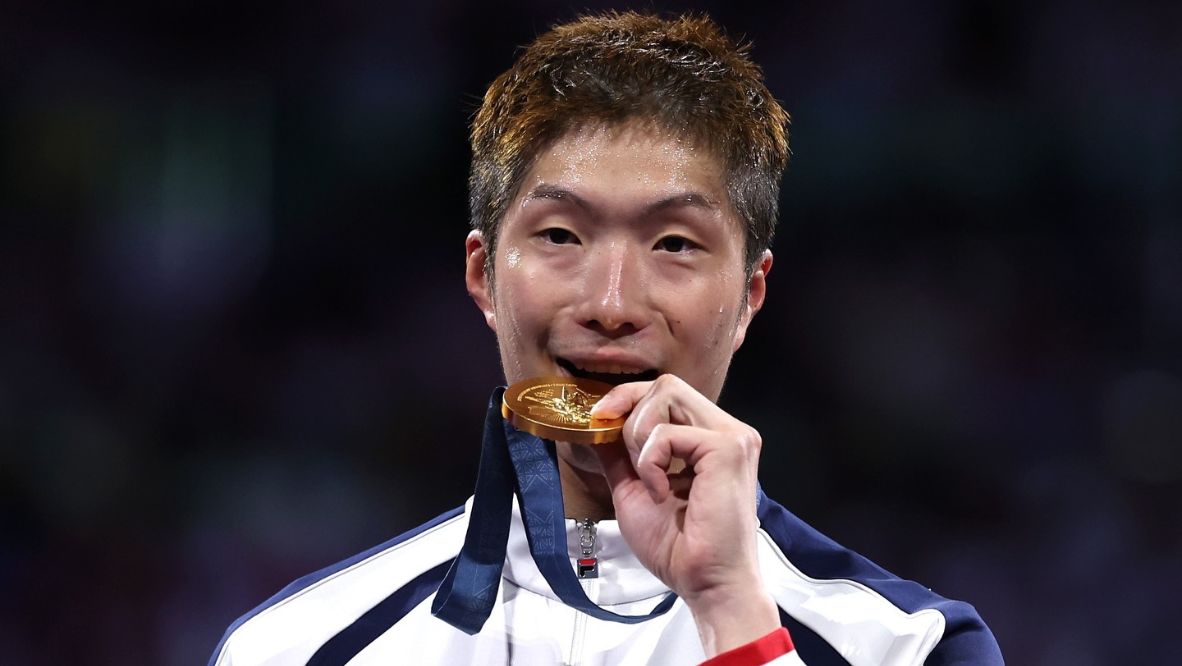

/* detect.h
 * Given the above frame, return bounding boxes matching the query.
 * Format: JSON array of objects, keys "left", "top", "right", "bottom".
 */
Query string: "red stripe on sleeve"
[{"left": 699, "top": 627, "right": 794, "bottom": 666}]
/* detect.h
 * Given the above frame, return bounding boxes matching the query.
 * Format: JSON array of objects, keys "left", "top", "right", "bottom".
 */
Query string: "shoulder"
[
  {"left": 208, "top": 505, "right": 468, "bottom": 666},
  {"left": 755, "top": 492, "right": 1003, "bottom": 666}
]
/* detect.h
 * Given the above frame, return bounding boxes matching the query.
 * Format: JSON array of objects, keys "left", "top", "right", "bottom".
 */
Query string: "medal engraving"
[
  {"left": 523, "top": 385, "right": 596, "bottom": 424},
  {"left": 503, "top": 377, "right": 625, "bottom": 444}
]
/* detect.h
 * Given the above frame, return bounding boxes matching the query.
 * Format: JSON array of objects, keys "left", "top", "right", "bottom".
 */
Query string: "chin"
[{"left": 556, "top": 441, "right": 604, "bottom": 475}]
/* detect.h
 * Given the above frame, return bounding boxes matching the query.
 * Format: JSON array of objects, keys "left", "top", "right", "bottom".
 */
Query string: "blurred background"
[{"left": 2, "top": 0, "right": 1179, "bottom": 663}]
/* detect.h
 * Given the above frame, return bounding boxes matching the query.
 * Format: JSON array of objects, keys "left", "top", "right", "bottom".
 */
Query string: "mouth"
[{"left": 556, "top": 357, "right": 660, "bottom": 386}]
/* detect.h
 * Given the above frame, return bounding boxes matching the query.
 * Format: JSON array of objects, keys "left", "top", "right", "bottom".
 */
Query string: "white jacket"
[{"left": 209, "top": 493, "right": 1001, "bottom": 665}]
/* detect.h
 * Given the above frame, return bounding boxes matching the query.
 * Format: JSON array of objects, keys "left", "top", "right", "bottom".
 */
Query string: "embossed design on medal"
[
  {"left": 523, "top": 384, "right": 596, "bottom": 425},
  {"left": 502, "top": 377, "right": 626, "bottom": 444}
]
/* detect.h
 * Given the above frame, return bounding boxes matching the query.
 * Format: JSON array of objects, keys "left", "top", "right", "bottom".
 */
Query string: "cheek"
[
  {"left": 493, "top": 272, "right": 553, "bottom": 341},
  {"left": 504, "top": 246, "right": 523, "bottom": 269},
  {"left": 706, "top": 312, "right": 737, "bottom": 351},
  {"left": 671, "top": 277, "right": 741, "bottom": 342}
]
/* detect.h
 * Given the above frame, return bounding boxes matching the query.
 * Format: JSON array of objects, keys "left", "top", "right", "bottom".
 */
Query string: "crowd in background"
[{"left": 2, "top": 1, "right": 1179, "bottom": 663}]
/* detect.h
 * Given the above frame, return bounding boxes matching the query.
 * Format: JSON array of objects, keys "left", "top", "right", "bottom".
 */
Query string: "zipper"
[
  {"left": 576, "top": 517, "right": 598, "bottom": 578},
  {"left": 570, "top": 518, "right": 599, "bottom": 666}
]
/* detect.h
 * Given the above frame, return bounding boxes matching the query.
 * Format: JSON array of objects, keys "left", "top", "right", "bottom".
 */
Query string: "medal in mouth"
[{"left": 502, "top": 376, "right": 626, "bottom": 444}]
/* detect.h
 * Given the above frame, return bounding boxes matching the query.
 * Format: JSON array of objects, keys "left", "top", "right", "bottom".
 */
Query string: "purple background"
[{"left": 2, "top": 1, "right": 1180, "bottom": 663}]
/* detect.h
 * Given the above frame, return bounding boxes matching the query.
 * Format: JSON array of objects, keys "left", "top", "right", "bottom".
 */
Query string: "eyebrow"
[{"left": 523, "top": 183, "right": 720, "bottom": 216}]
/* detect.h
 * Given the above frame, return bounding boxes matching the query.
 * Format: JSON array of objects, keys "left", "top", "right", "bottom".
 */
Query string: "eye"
[
  {"left": 542, "top": 228, "right": 579, "bottom": 245},
  {"left": 654, "top": 235, "right": 697, "bottom": 253}
]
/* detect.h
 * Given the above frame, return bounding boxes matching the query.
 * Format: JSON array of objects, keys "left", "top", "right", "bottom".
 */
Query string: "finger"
[
  {"left": 642, "top": 374, "right": 732, "bottom": 430},
  {"left": 593, "top": 442, "right": 662, "bottom": 504},
  {"left": 617, "top": 374, "right": 726, "bottom": 439},
  {"left": 592, "top": 441, "right": 639, "bottom": 491},
  {"left": 618, "top": 377, "right": 691, "bottom": 469},
  {"left": 620, "top": 375, "right": 707, "bottom": 466},
  {"left": 590, "top": 380, "right": 655, "bottom": 420},
  {"left": 635, "top": 422, "right": 715, "bottom": 502},
  {"left": 604, "top": 374, "right": 739, "bottom": 470},
  {"left": 621, "top": 383, "right": 663, "bottom": 467}
]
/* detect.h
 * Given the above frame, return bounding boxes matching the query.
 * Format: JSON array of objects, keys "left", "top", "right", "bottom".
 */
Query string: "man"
[{"left": 210, "top": 12, "right": 1002, "bottom": 665}]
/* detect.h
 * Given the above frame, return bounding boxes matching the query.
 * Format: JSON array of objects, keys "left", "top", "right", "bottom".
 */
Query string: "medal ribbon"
[{"left": 432, "top": 388, "right": 678, "bottom": 634}]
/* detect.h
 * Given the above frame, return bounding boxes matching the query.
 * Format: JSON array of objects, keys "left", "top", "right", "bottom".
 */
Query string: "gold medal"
[{"left": 502, "top": 376, "right": 625, "bottom": 444}]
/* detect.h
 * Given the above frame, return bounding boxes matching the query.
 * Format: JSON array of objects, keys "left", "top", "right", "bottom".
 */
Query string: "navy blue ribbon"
[{"left": 432, "top": 388, "right": 678, "bottom": 634}]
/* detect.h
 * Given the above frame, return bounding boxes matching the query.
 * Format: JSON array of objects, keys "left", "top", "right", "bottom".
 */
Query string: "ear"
[
  {"left": 732, "top": 250, "right": 773, "bottom": 352},
  {"left": 465, "top": 230, "right": 497, "bottom": 332}
]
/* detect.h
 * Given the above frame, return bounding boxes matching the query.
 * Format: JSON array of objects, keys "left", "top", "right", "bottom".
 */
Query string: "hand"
[{"left": 590, "top": 374, "right": 780, "bottom": 657}]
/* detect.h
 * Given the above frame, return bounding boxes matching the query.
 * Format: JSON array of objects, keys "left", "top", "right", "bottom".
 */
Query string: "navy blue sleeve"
[
  {"left": 923, "top": 605, "right": 1004, "bottom": 665},
  {"left": 756, "top": 491, "right": 1003, "bottom": 665}
]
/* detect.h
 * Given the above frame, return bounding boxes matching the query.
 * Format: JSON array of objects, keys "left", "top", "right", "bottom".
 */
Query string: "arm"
[{"left": 590, "top": 374, "right": 793, "bottom": 659}]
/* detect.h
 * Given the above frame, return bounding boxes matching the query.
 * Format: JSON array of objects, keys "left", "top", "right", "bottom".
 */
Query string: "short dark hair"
[{"left": 469, "top": 11, "right": 790, "bottom": 275}]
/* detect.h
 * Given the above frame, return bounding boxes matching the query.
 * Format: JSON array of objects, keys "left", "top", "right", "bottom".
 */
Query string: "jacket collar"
[{"left": 455, "top": 494, "right": 673, "bottom": 606}]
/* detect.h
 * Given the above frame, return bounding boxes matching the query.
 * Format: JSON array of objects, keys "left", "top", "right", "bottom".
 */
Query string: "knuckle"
[
  {"left": 627, "top": 420, "right": 650, "bottom": 448},
  {"left": 652, "top": 373, "right": 682, "bottom": 393},
  {"left": 649, "top": 422, "right": 671, "bottom": 442},
  {"left": 737, "top": 425, "right": 762, "bottom": 452}
]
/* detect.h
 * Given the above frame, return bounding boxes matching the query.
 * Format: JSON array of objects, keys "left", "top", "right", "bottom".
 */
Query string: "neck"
[{"left": 556, "top": 446, "right": 615, "bottom": 522}]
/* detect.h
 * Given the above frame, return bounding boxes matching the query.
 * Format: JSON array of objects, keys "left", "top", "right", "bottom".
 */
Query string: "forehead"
[{"left": 522, "top": 121, "right": 729, "bottom": 198}]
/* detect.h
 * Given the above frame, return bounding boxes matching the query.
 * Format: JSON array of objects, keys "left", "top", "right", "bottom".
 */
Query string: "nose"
[{"left": 578, "top": 241, "right": 651, "bottom": 338}]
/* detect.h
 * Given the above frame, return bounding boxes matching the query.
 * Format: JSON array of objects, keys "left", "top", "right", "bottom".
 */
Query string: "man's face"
[{"left": 466, "top": 122, "right": 771, "bottom": 405}]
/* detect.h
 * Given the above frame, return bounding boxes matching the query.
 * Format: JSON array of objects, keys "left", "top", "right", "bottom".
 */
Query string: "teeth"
[{"left": 573, "top": 361, "right": 645, "bottom": 375}]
